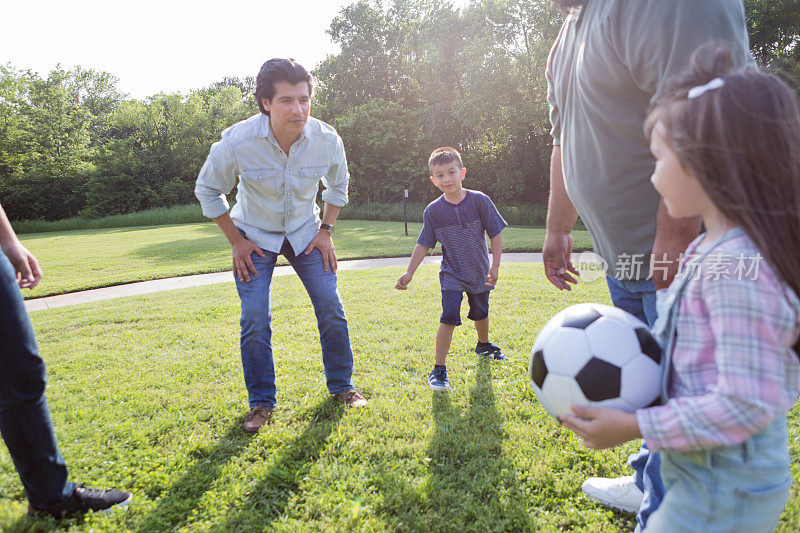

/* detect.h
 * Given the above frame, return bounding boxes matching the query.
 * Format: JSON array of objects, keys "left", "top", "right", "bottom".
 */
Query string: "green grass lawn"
[
  {"left": 18, "top": 220, "right": 593, "bottom": 299},
  {"left": 1, "top": 264, "right": 798, "bottom": 531}
]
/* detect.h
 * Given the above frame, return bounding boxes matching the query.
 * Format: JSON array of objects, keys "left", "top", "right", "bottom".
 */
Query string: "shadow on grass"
[
  {"left": 131, "top": 236, "right": 228, "bottom": 263},
  {"left": 6, "top": 513, "right": 70, "bottom": 533},
  {"left": 215, "top": 399, "right": 343, "bottom": 530},
  {"left": 134, "top": 420, "right": 252, "bottom": 532},
  {"left": 426, "top": 359, "right": 535, "bottom": 532}
]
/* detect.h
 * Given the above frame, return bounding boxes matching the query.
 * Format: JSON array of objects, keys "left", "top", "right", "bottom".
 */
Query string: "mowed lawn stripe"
[
  {"left": 18, "top": 220, "right": 593, "bottom": 299},
  {"left": 2, "top": 264, "right": 798, "bottom": 531}
]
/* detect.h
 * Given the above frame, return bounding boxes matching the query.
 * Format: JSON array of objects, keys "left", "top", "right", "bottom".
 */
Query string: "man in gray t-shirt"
[{"left": 543, "top": 0, "right": 751, "bottom": 529}]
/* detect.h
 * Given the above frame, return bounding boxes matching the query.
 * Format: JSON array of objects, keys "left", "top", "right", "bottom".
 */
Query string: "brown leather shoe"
[
  {"left": 333, "top": 389, "right": 368, "bottom": 408},
  {"left": 243, "top": 406, "right": 273, "bottom": 434}
]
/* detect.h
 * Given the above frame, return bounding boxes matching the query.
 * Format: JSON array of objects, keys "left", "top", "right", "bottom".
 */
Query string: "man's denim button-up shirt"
[{"left": 195, "top": 113, "right": 350, "bottom": 255}]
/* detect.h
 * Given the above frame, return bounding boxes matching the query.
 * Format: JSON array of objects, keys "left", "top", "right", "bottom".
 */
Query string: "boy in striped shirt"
[{"left": 395, "top": 147, "right": 508, "bottom": 391}]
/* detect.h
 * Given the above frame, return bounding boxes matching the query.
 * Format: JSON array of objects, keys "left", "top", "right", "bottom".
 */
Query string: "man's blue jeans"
[
  {"left": 606, "top": 276, "right": 664, "bottom": 531},
  {"left": 235, "top": 239, "right": 354, "bottom": 408},
  {"left": 0, "top": 253, "right": 74, "bottom": 509}
]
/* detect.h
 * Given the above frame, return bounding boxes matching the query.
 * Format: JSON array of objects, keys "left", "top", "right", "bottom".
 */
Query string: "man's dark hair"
[
  {"left": 254, "top": 58, "right": 313, "bottom": 115},
  {"left": 552, "top": 0, "right": 587, "bottom": 11}
]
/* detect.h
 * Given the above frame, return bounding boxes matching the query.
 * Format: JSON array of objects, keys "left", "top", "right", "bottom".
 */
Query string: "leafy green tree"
[
  {"left": 0, "top": 66, "right": 122, "bottom": 220},
  {"left": 85, "top": 86, "right": 254, "bottom": 216},
  {"left": 315, "top": 0, "right": 561, "bottom": 205}
]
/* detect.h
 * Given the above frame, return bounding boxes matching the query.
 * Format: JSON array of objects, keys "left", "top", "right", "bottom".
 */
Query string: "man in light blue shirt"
[{"left": 195, "top": 58, "right": 367, "bottom": 435}]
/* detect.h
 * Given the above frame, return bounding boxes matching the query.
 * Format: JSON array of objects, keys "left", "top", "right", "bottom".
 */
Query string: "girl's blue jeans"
[
  {"left": 0, "top": 252, "right": 74, "bottom": 509},
  {"left": 235, "top": 239, "right": 355, "bottom": 408},
  {"left": 646, "top": 416, "right": 790, "bottom": 532},
  {"left": 606, "top": 276, "right": 663, "bottom": 531}
]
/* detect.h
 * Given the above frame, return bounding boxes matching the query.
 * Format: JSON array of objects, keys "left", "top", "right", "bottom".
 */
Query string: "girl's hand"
[{"left": 560, "top": 405, "right": 642, "bottom": 450}]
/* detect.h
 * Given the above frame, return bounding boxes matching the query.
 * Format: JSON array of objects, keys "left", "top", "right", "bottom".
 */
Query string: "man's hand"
[
  {"left": 651, "top": 200, "right": 701, "bottom": 290},
  {"left": 396, "top": 272, "right": 413, "bottom": 290},
  {"left": 304, "top": 229, "right": 337, "bottom": 272},
  {"left": 543, "top": 230, "right": 579, "bottom": 290},
  {"left": 232, "top": 238, "right": 265, "bottom": 282},
  {"left": 2, "top": 240, "right": 42, "bottom": 289},
  {"left": 486, "top": 265, "right": 500, "bottom": 286},
  {"left": 560, "top": 404, "right": 641, "bottom": 450}
]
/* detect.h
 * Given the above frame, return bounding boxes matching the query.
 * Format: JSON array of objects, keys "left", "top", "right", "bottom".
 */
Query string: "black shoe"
[
  {"left": 28, "top": 484, "right": 132, "bottom": 518},
  {"left": 475, "top": 341, "right": 507, "bottom": 360}
]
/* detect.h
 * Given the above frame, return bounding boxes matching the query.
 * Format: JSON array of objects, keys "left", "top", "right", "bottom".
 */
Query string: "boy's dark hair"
[
  {"left": 646, "top": 43, "right": 800, "bottom": 352},
  {"left": 253, "top": 58, "right": 313, "bottom": 116},
  {"left": 428, "top": 147, "right": 463, "bottom": 170}
]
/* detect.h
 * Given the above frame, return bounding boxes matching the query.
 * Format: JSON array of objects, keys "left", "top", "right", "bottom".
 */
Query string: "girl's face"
[{"left": 649, "top": 123, "right": 711, "bottom": 219}]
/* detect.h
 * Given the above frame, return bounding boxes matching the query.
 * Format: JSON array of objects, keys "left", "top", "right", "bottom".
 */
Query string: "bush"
[{"left": 13, "top": 204, "right": 206, "bottom": 234}]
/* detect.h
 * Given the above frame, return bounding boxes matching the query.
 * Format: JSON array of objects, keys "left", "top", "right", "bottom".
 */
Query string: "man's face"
[
  {"left": 261, "top": 81, "right": 310, "bottom": 139},
  {"left": 429, "top": 161, "right": 466, "bottom": 195}
]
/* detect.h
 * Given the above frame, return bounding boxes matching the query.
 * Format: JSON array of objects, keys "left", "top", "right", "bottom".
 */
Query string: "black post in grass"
[{"left": 403, "top": 189, "right": 409, "bottom": 236}]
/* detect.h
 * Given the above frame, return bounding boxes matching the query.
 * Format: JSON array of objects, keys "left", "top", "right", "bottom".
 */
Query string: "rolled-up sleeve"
[
  {"left": 320, "top": 135, "right": 349, "bottom": 207},
  {"left": 195, "top": 139, "right": 237, "bottom": 219}
]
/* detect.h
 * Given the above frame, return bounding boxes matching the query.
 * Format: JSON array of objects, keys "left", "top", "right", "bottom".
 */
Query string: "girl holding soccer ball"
[{"left": 560, "top": 45, "right": 800, "bottom": 532}]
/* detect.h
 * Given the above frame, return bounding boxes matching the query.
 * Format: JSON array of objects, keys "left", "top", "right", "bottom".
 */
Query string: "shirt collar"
[{"left": 261, "top": 114, "right": 311, "bottom": 147}]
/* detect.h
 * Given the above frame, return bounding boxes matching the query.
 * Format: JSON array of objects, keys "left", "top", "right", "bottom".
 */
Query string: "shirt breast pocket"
[
  {"left": 296, "top": 165, "right": 328, "bottom": 201},
  {"left": 239, "top": 168, "right": 278, "bottom": 196},
  {"left": 299, "top": 165, "right": 328, "bottom": 180}
]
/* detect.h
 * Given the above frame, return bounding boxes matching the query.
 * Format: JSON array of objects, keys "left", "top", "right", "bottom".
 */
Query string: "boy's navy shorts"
[{"left": 440, "top": 290, "right": 490, "bottom": 326}]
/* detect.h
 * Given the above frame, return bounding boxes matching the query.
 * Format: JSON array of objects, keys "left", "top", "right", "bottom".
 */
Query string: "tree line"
[{"left": 1, "top": 0, "right": 797, "bottom": 222}]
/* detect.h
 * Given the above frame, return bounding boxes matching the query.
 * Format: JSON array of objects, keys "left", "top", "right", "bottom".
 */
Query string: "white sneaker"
[{"left": 581, "top": 475, "right": 643, "bottom": 514}]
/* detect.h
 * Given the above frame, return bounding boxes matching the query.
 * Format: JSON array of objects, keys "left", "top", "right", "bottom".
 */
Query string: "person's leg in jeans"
[
  {"left": 602, "top": 276, "right": 664, "bottom": 530},
  {"left": 0, "top": 254, "right": 74, "bottom": 510},
  {"left": 235, "top": 248, "right": 279, "bottom": 409},
  {"left": 284, "top": 241, "right": 354, "bottom": 396}
]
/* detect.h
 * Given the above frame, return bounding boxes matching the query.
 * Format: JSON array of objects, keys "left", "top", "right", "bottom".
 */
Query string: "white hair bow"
[{"left": 687, "top": 78, "right": 725, "bottom": 99}]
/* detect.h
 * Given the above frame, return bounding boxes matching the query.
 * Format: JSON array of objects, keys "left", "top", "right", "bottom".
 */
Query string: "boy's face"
[{"left": 429, "top": 161, "right": 466, "bottom": 195}]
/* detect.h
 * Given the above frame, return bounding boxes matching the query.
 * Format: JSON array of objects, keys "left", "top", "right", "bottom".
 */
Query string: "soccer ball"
[{"left": 528, "top": 303, "right": 662, "bottom": 419}]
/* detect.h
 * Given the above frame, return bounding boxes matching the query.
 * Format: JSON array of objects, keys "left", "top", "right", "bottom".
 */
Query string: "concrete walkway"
[{"left": 25, "top": 253, "right": 544, "bottom": 312}]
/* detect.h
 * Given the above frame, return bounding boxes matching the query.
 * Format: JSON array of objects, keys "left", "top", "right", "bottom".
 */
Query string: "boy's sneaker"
[
  {"left": 428, "top": 367, "right": 451, "bottom": 391},
  {"left": 581, "top": 475, "right": 643, "bottom": 514},
  {"left": 475, "top": 342, "right": 507, "bottom": 360},
  {"left": 28, "top": 484, "right": 133, "bottom": 518}
]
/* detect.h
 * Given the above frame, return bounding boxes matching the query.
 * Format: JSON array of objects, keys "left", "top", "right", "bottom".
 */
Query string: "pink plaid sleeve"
[{"left": 638, "top": 274, "right": 800, "bottom": 451}]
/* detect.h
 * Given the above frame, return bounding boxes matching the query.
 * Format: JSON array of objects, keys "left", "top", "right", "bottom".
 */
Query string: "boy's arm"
[
  {"left": 396, "top": 243, "right": 430, "bottom": 289},
  {"left": 487, "top": 233, "right": 503, "bottom": 286}
]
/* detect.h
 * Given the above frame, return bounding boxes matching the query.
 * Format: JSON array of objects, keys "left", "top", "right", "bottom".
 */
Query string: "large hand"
[
  {"left": 232, "top": 238, "right": 265, "bottom": 282},
  {"left": 651, "top": 201, "right": 701, "bottom": 290},
  {"left": 304, "top": 230, "right": 337, "bottom": 272},
  {"left": 542, "top": 230, "right": 579, "bottom": 290},
  {"left": 2, "top": 240, "right": 42, "bottom": 289},
  {"left": 560, "top": 404, "right": 641, "bottom": 450}
]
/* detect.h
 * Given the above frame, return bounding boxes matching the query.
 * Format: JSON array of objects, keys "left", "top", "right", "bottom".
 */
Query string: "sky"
[{"left": 1, "top": 0, "right": 470, "bottom": 100}]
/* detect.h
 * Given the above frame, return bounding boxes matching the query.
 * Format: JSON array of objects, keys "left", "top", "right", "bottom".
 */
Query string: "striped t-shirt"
[{"left": 417, "top": 190, "right": 507, "bottom": 294}]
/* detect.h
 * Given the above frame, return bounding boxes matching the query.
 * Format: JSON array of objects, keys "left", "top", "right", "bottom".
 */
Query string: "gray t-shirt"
[{"left": 546, "top": 0, "right": 752, "bottom": 280}]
